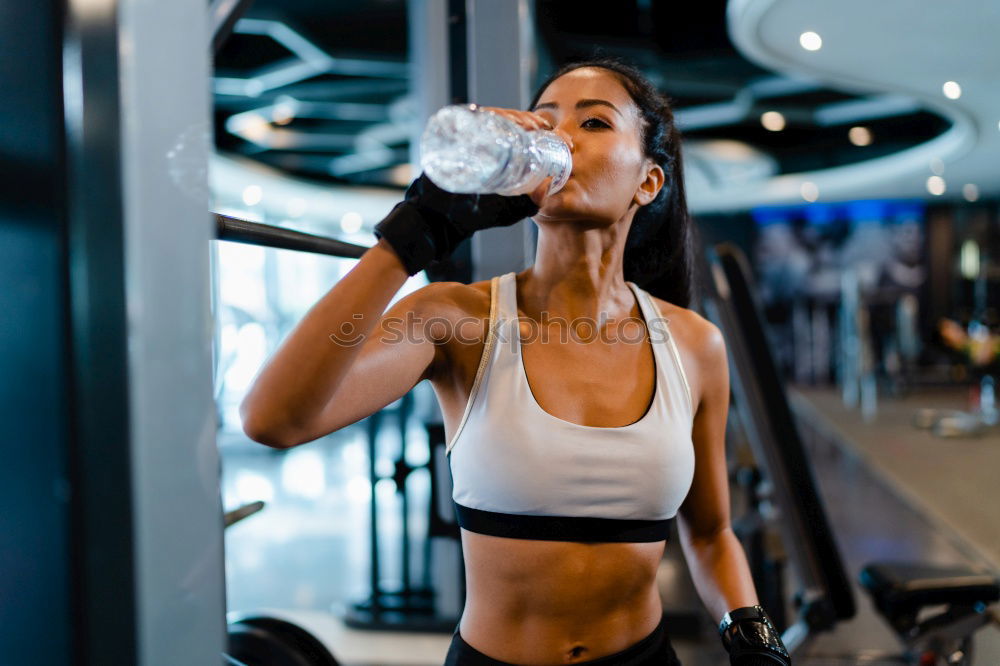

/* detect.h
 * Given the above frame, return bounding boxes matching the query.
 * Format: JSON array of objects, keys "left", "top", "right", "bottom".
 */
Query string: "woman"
[{"left": 241, "top": 58, "right": 790, "bottom": 666}]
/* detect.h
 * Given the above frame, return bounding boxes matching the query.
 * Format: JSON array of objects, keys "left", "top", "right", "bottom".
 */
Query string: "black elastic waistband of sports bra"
[{"left": 454, "top": 504, "right": 673, "bottom": 543}]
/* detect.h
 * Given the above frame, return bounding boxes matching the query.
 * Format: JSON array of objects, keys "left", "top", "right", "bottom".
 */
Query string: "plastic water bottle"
[{"left": 419, "top": 103, "right": 572, "bottom": 197}]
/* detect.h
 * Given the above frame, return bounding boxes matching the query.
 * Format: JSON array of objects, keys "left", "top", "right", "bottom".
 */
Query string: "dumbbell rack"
[{"left": 343, "top": 392, "right": 460, "bottom": 632}]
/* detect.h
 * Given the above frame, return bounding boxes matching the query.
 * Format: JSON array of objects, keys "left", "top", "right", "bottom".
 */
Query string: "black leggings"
[{"left": 444, "top": 615, "right": 682, "bottom": 666}]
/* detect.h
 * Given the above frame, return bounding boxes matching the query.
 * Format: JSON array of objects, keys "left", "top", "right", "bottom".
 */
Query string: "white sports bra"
[{"left": 447, "top": 272, "right": 696, "bottom": 543}]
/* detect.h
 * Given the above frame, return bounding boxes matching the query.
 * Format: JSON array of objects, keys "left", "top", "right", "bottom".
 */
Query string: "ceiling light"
[
  {"left": 799, "top": 32, "right": 822, "bottom": 51},
  {"left": 926, "top": 176, "right": 946, "bottom": 196},
  {"left": 800, "top": 181, "right": 819, "bottom": 202},
  {"left": 963, "top": 184, "right": 979, "bottom": 202},
  {"left": 242, "top": 185, "right": 263, "bottom": 206},
  {"left": 761, "top": 111, "right": 786, "bottom": 132},
  {"left": 340, "top": 211, "right": 363, "bottom": 234},
  {"left": 272, "top": 103, "right": 296, "bottom": 125},
  {"left": 848, "top": 127, "right": 872, "bottom": 146},
  {"left": 942, "top": 81, "right": 962, "bottom": 99},
  {"left": 231, "top": 114, "right": 271, "bottom": 142},
  {"left": 929, "top": 158, "right": 945, "bottom": 175}
]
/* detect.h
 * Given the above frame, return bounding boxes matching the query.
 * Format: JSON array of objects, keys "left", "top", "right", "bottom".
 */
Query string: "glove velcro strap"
[
  {"left": 719, "top": 606, "right": 790, "bottom": 666},
  {"left": 373, "top": 201, "right": 437, "bottom": 276},
  {"left": 733, "top": 657, "right": 786, "bottom": 666}
]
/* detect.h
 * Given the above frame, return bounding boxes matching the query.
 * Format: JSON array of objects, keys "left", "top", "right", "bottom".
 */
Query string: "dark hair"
[{"left": 528, "top": 57, "right": 694, "bottom": 308}]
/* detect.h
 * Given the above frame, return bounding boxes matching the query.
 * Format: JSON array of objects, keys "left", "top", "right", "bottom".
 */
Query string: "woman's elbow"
[
  {"left": 239, "top": 400, "right": 300, "bottom": 450},
  {"left": 678, "top": 511, "right": 733, "bottom": 547}
]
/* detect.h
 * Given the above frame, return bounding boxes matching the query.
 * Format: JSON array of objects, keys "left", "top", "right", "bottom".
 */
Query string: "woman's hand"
[
  {"left": 479, "top": 106, "right": 554, "bottom": 132},
  {"left": 374, "top": 173, "right": 540, "bottom": 275}
]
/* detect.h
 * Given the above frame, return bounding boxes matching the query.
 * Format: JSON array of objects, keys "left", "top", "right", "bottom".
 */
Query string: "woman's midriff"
[{"left": 458, "top": 530, "right": 667, "bottom": 664}]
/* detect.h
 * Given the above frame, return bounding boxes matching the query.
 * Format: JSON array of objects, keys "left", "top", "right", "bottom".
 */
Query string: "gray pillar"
[
  {"left": 1, "top": 0, "right": 224, "bottom": 663},
  {"left": 408, "top": 0, "right": 453, "bottom": 394},
  {"left": 408, "top": 0, "right": 465, "bottom": 619},
  {"left": 466, "top": 0, "right": 539, "bottom": 280},
  {"left": 116, "top": 0, "right": 226, "bottom": 662},
  {"left": 408, "top": 0, "right": 452, "bottom": 169}
]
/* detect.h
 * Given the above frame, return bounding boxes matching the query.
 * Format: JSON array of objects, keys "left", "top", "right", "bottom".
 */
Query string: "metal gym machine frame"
[{"left": 702, "top": 243, "right": 1000, "bottom": 665}]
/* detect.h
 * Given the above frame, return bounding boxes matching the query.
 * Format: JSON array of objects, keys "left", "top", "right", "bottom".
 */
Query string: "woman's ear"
[{"left": 633, "top": 162, "right": 665, "bottom": 207}]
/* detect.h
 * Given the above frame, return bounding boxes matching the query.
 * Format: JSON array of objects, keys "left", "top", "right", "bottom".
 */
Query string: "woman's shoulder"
[
  {"left": 406, "top": 281, "right": 493, "bottom": 376},
  {"left": 650, "top": 294, "right": 721, "bottom": 339},
  {"left": 645, "top": 295, "right": 727, "bottom": 410},
  {"left": 405, "top": 279, "right": 492, "bottom": 322}
]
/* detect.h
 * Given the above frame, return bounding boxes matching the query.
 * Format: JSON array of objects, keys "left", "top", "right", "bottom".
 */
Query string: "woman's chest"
[
  {"left": 519, "top": 327, "right": 657, "bottom": 428},
  {"left": 436, "top": 319, "right": 658, "bottom": 421}
]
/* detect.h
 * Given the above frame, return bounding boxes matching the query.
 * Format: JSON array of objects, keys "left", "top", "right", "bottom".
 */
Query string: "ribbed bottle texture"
[{"left": 420, "top": 104, "right": 571, "bottom": 197}]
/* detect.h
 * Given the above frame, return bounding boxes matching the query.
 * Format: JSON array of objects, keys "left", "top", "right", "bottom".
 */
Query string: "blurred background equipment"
[{"left": 703, "top": 243, "right": 1000, "bottom": 664}]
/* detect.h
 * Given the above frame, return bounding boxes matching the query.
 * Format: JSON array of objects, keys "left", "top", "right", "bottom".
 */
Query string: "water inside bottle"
[
  {"left": 421, "top": 104, "right": 571, "bottom": 196},
  {"left": 421, "top": 106, "right": 520, "bottom": 193}
]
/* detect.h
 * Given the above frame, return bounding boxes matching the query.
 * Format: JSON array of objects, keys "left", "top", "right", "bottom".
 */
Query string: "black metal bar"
[
  {"left": 210, "top": 0, "right": 256, "bottom": 55},
  {"left": 215, "top": 214, "right": 368, "bottom": 259},
  {"left": 397, "top": 392, "right": 413, "bottom": 595},
  {"left": 701, "top": 243, "right": 857, "bottom": 649},
  {"left": 223, "top": 501, "right": 266, "bottom": 529},
  {"left": 63, "top": 0, "right": 142, "bottom": 660},
  {"left": 367, "top": 413, "right": 381, "bottom": 613}
]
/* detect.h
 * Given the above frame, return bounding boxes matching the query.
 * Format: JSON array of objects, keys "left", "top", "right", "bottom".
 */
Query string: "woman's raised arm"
[
  {"left": 239, "top": 238, "right": 437, "bottom": 448},
  {"left": 241, "top": 108, "right": 555, "bottom": 448}
]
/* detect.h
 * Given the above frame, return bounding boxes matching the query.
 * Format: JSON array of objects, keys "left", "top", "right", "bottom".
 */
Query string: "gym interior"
[{"left": 4, "top": 0, "right": 1000, "bottom": 664}]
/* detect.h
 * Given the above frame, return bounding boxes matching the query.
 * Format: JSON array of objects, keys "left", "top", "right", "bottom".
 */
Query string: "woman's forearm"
[
  {"left": 679, "top": 525, "right": 760, "bottom": 624},
  {"left": 239, "top": 238, "right": 409, "bottom": 446}
]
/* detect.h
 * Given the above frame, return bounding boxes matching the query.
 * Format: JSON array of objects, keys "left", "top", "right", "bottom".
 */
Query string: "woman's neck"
[{"left": 518, "top": 223, "right": 635, "bottom": 322}]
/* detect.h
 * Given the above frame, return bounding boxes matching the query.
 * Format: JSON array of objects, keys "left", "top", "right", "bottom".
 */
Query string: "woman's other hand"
[{"left": 479, "top": 106, "right": 553, "bottom": 132}]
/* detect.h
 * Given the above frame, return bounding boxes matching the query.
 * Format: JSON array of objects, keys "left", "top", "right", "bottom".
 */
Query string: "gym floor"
[{"left": 220, "top": 397, "right": 1000, "bottom": 666}]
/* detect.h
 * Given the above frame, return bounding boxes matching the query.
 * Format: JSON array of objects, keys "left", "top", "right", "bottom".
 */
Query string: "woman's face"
[{"left": 530, "top": 68, "right": 664, "bottom": 228}]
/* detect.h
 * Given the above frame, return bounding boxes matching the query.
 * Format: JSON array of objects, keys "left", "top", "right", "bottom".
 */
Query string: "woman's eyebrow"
[{"left": 531, "top": 99, "right": 622, "bottom": 116}]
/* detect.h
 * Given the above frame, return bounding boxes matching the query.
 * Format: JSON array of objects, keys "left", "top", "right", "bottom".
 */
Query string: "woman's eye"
[{"left": 582, "top": 118, "right": 610, "bottom": 129}]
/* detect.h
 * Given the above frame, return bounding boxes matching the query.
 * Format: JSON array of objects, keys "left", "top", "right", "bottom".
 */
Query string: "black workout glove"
[
  {"left": 719, "top": 606, "right": 791, "bottom": 666},
  {"left": 374, "top": 173, "right": 540, "bottom": 275}
]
